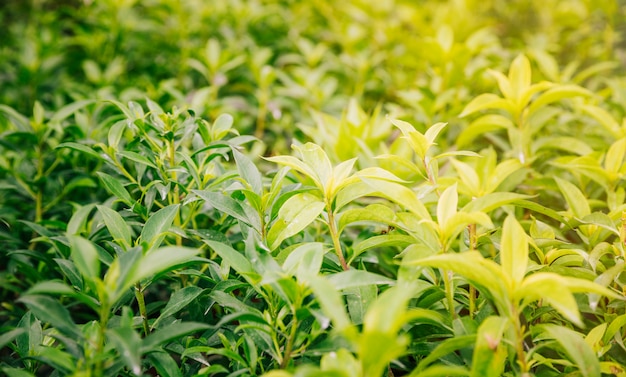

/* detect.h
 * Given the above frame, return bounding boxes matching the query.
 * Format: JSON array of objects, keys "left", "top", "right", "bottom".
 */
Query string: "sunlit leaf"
[
  {"left": 536, "top": 324, "right": 601, "bottom": 377},
  {"left": 266, "top": 193, "right": 325, "bottom": 250}
]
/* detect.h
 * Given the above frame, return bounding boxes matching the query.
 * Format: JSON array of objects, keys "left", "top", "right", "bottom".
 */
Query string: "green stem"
[
  {"left": 326, "top": 204, "right": 349, "bottom": 271},
  {"left": 443, "top": 268, "right": 456, "bottom": 319},
  {"left": 94, "top": 303, "right": 110, "bottom": 377},
  {"left": 135, "top": 283, "right": 150, "bottom": 337},
  {"left": 468, "top": 223, "right": 477, "bottom": 319},
  {"left": 512, "top": 305, "right": 530, "bottom": 375},
  {"left": 280, "top": 316, "right": 298, "bottom": 369},
  {"left": 168, "top": 139, "right": 183, "bottom": 247}
]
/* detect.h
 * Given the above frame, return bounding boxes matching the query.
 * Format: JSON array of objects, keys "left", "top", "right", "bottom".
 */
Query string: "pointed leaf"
[
  {"left": 460, "top": 94, "right": 512, "bottom": 118},
  {"left": 107, "top": 327, "right": 142, "bottom": 376},
  {"left": 141, "top": 322, "right": 211, "bottom": 353},
  {"left": 266, "top": 193, "right": 325, "bottom": 250},
  {"left": 470, "top": 316, "right": 509, "bottom": 377},
  {"left": 555, "top": 177, "right": 591, "bottom": 218},
  {"left": 140, "top": 204, "right": 179, "bottom": 250},
  {"left": 500, "top": 216, "right": 528, "bottom": 285},
  {"left": 264, "top": 155, "right": 321, "bottom": 188},
  {"left": 508, "top": 54, "right": 532, "bottom": 101},
  {"left": 536, "top": 324, "right": 600, "bottom": 377},
  {"left": 294, "top": 143, "right": 334, "bottom": 190},
  {"left": 528, "top": 85, "right": 591, "bottom": 116},
  {"left": 68, "top": 235, "right": 101, "bottom": 281},
  {"left": 203, "top": 240, "right": 259, "bottom": 283},
  {"left": 134, "top": 246, "right": 201, "bottom": 283},
  {"left": 18, "top": 295, "right": 82, "bottom": 339},
  {"left": 193, "top": 190, "right": 260, "bottom": 231},
  {"left": 96, "top": 172, "right": 134, "bottom": 207},
  {"left": 97, "top": 205, "right": 132, "bottom": 249},
  {"left": 515, "top": 273, "right": 582, "bottom": 326},
  {"left": 153, "top": 286, "right": 205, "bottom": 328},
  {"left": 232, "top": 147, "right": 263, "bottom": 194},
  {"left": 437, "top": 183, "right": 458, "bottom": 229},
  {"left": 390, "top": 118, "right": 429, "bottom": 158},
  {"left": 328, "top": 270, "right": 395, "bottom": 290},
  {"left": 56, "top": 142, "right": 104, "bottom": 161},
  {"left": 425, "top": 122, "right": 448, "bottom": 145},
  {"left": 407, "top": 252, "right": 511, "bottom": 316}
]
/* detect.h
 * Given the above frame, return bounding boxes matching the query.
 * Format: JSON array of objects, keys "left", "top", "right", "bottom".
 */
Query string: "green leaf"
[
  {"left": 437, "top": 183, "right": 458, "bottom": 229},
  {"left": 470, "top": 316, "right": 509, "bottom": 377},
  {"left": 536, "top": 324, "right": 600, "bottom": 377},
  {"left": 232, "top": 147, "right": 263, "bottom": 194},
  {"left": 425, "top": 122, "right": 448, "bottom": 145},
  {"left": 515, "top": 273, "right": 582, "bottom": 326},
  {"left": 346, "top": 285, "right": 377, "bottom": 326},
  {"left": 410, "top": 365, "right": 470, "bottom": 377},
  {"left": 457, "top": 114, "right": 513, "bottom": 147},
  {"left": 56, "top": 142, "right": 104, "bottom": 161},
  {"left": 459, "top": 94, "right": 512, "bottom": 117},
  {"left": 97, "top": 205, "right": 132, "bottom": 250},
  {"left": 580, "top": 104, "right": 624, "bottom": 139},
  {"left": 500, "top": 216, "right": 528, "bottom": 285},
  {"left": 508, "top": 54, "right": 532, "bottom": 101},
  {"left": 338, "top": 204, "right": 397, "bottom": 234},
  {"left": 96, "top": 172, "right": 134, "bottom": 207},
  {"left": 264, "top": 155, "right": 321, "bottom": 188},
  {"left": 153, "top": 286, "right": 205, "bottom": 329},
  {"left": 193, "top": 190, "right": 260, "bottom": 232},
  {"left": 266, "top": 192, "right": 325, "bottom": 250},
  {"left": 146, "top": 351, "right": 183, "bottom": 377},
  {"left": 66, "top": 204, "right": 96, "bottom": 236},
  {"left": 350, "top": 234, "right": 415, "bottom": 264},
  {"left": 107, "top": 326, "right": 142, "bottom": 376},
  {"left": 118, "top": 150, "right": 158, "bottom": 169},
  {"left": 328, "top": 270, "right": 395, "bottom": 290},
  {"left": 211, "top": 113, "right": 234, "bottom": 141},
  {"left": 555, "top": 177, "right": 591, "bottom": 218},
  {"left": 462, "top": 192, "right": 531, "bottom": 213},
  {"left": 282, "top": 242, "right": 325, "bottom": 278},
  {"left": 294, "top": 143, "right": 334, "bottom": 190},
  {"left": 407, "top": 252, "right": 511, "bottom": 316},
  {"left": 68, "top": 235, "right": 101, "bottom": 282},
  {"left": 1, "top": 367, "right": 36, "bottom": 377},
  {"left": 413, "top": 335, "right": 476, "bottom": 373},
  {"left": 303, "top": 274, "right": 352, "bottom": 332},
  {"left": 0, "top": 328, "right": 26, "bottom": 351},
  {"left": 18, "top": 295, "right": 82, "bottom": 339},
  {"left": 528, "top": 85, "right": 591, "bottom": 116},
  {"left": 50, "top": 99, "right": 95, "bottom": 123},
  {"left": 390, "top": 118, "right": 429, "bottom": 158},
  {"left": 359, "top": 178, "right": 430, "bottom": 220},
  {"left": 134, "top": 246, "right": 201, "bottom": 284},
  {"left": 141, "top": 322, "right": 211, "bottom": 353},
  {"left": 605, "top": 137, "right": 626, "bottom": 175},
  {"left": 204, "top": 240, "right": 259, "bottom": 284},
  {"left": 140, "top": 204, "right": 179, "bottom": 250}
]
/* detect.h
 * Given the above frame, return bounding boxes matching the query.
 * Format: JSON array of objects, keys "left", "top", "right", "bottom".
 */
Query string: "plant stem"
[
  {"left": 468, "top": 223, "right": 477, "bottom": 319},
  {"left": 443, "top": 268, "right": 456, "bottom": 319},
  {"left": 168, "top": 139, "right": 183, "bottom": 247},
  {"left": 95, "top": 303, "right": 110, "bottom": 377},
  {"left": 326, "top": 205, "right": 349, "bottom": 271},
  {"left": 512, "top": 305, "right": 530, "bottom": 375},
  {"left": 280, "top": 317, "right": 298, "bottom": 369},
  {"left": 135, "top": 282, "right": 150, "bottom": 336}
]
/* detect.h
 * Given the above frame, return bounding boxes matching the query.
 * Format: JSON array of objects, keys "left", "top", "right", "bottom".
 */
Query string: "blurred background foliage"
[{"left": 1, "top": 0, "right": 625, "bottom": 153}]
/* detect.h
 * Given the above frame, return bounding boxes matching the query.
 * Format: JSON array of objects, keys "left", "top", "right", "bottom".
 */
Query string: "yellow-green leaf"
[{"left": 500, "top": 216, "right": 528, "bottom": 285}]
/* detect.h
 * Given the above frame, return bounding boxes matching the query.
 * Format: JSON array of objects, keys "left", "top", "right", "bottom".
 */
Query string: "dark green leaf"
[{"left": 18, "top": 295, "right": 82, "bottom": 339}]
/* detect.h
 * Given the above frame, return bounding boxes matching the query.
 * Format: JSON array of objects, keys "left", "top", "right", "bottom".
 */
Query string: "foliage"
[{"left": 1, "top": 1, "right": 626, "bottom": 376}]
